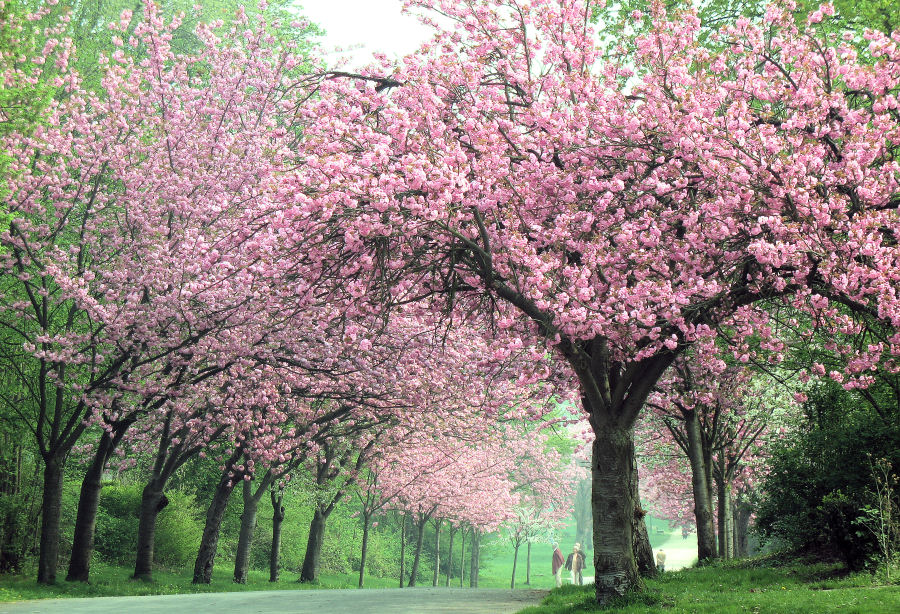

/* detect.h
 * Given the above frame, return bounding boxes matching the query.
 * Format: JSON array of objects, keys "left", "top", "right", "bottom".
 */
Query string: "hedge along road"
[{"left": 0, "top": 587, "right": 549, "bottom": 614}]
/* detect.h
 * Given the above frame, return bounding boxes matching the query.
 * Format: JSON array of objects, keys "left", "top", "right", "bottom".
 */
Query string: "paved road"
[{"left": 0, "top": 587, "right": 548, "bottom": 614}]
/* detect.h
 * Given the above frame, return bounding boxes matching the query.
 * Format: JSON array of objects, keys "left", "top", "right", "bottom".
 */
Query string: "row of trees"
[
  {"left": 3, "top": 0, "right": 900, "bottom": 605},
  {"left": 0, "top": 0, "right": 577, "bottom": 587}
]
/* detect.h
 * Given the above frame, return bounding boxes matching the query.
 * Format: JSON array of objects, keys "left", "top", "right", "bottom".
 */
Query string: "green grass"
[
  {"left": 0, "top": 562, "right": 398, "bottom": 603},
  {"left": 516, "top": 561, "right": 900, "bottom": 614}
]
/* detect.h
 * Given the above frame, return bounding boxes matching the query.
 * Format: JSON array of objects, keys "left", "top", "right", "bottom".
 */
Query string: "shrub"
[
  {"left": 755, "top": 381, "right": 900, "bottom": 570},
  {"left": 95, "top": 483, "right": 201, "bottom": 568}
]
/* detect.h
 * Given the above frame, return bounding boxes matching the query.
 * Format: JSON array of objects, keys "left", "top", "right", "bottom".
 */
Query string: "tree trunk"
[
  {"left": 734, "top": 500, "right": 752, "bottom": 557},
  {"left": 469, "top": 528, "right": 479, "bottom": 587},
  {"left": 526, "top": 541, "right": 531, "bottom": 585},
  {"left": 67, "top": 415, "right": 135, "bottom": 583},
  {"left": 299, "top": 507, "right": 327, "bottom": 583},
  {"left": 66, "top": 432, "right": 112, "bottom": 582},
  {"left": 511, "top": 542, "right": 519, "bottom": 589},
  {"left": 359, "top": 512, "right": 371, "bottom": 588},
  {"left": 631, "top": 452, "right": 656, "bottom": 577},
  {"left": 459, "top": 529, "right": 466, "bottom": 587},
  {"left": 703, "top": 446, "right": 717, "bottom": 557},
  {"left": 684, "top": 411, "right": 717, "bottom": 562},
  {"left": 269, "top": 489, "right": 285, "bottom": 583},
  {"left": 133, "top": 480, "right": 168, "bottom": 581},
  {"left": 432, "top": 518, "right": 441, "bottom": 586},
  {"left": 445, "top": 527, "right": 455, "bottom": 587},
  {"left": 407, "top": 515, "right": 426, "bottom": 587},
  {"left": 399, "top": 513, "right": 407, "bottom": 588},
  {"left": 590, "top": 426, "right": 641, "bottom": 601},
  {"left": 36, "top": 455, "right": 65, "bottom": 584},
  {"left": 716, "top": 475, "right": 734, "bottom": 560},
  {"left": 192, "top": 470, "right": 239, "bottom": 584},
  {"left": 233, "top": 481, "right": 260, "bottom": 584}
]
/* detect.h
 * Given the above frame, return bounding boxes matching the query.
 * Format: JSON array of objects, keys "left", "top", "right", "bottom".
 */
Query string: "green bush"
[
  {"left": 153, "top": 489, "right": 201, "bottom": 567},
  {"left": 320, "top": 507, "right": 358, "bottom": 574},
  {"left": 755, "top": 381, "right": 900, "bottom": 570},
  {"left": 357, "top": 522, "right": 402, "bottom": 579},
  {"left": 95, "top": 483, "right": 201, "bottom": 568},
  {"left": 248, "top": 494, "right": 314, "bottom": 574}
]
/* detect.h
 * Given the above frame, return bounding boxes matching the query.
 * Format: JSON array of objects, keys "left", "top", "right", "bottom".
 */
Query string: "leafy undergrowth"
[
  {"left": 0, "top": 562, "right": 398, "bottom": 602},
  {"left": 516, "top": 560, "right": 900, "bottom": 614}
]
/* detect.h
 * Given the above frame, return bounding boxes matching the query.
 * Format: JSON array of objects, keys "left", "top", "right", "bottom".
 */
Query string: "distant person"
[
  {"left": 565, "top": 543, "right": 585, "bottom": 585},
  {"left": 656, "top": 548, "right": 666, "bottom": 573},
  {"left": 551, "top": 542, "right": 565, "bottom": 587}
]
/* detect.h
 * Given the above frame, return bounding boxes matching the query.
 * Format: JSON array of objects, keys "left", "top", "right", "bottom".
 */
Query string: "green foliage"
[
  {"left": 93, "top": 484, "right": 139, "bottom": 565},
  {"left": 0, "top": 0, "right": 54, "bottom": 204},
  {"left": 154, "top": 490, "right": 202, "bottom": 568},
  {"left": 360, "top": 523, "right": 403, "bottom": 579},
  {"left": 755, "top": 381, "right": 900, "bottom": 570},
  {"left": 94, "top": 483, "right": 201, "bottom": 568},
  {"left": 17, "top": 0, "right": 322, "bottom": 94},
  {"left": 320, "top": 507, "right": 359, "bottom": 574}
]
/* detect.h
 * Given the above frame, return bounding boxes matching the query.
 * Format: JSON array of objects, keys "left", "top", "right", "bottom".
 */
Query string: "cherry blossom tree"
[{"left": 298, "top": 0, "right": 900, "bottom": 600}]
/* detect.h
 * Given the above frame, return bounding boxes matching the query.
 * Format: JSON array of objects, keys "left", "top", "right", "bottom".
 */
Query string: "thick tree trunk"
[
  {"left": 269, "top": 490, "right": 285, "bottom": 583},
  {"left": 233, "top": 481, "right": 260, "bottom": 584},
  {"left": 407, "top": 515, "right": 426, "bottom": 587},
  {"left": 359, "top": 512, "right": 371, "bottom": 588},
  {"left": 37, "top": 456, "right": 65, "bottom": 584},
  {"left": 300, "top": 507, "right": 327, "bottom": 583},
  {"left": 192, "top": 471, "right": 239, "bottom": 584},
  {"left": 511, "top": 542, "right": 519, "bottom": 589},
  {"left": 526, "top": 541, "right": 531, "bottom": 585},
  {"left": 133, "top": 481, "right": 168, "bottom": 581},
  {"left": 469, "top": 529, "right": 479, "bottom": 587},
  {"left": 590, "top": 427, "right": 642, "bottom": 601},
  {"left": 684, "top": 411, "right": 717, "bottom": 562},
  {"left": 445, "top": 527, "right": 455, "bottom": 586},
  {"left": 66, "top": 432, "right": 112, "bottom": 582},
  {"left": 432, "top": 519, "right": 441, "bottom": 586}
]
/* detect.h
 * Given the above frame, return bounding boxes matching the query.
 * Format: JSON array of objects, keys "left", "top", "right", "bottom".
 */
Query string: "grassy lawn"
[
  {"left": 516, "top": 562, "right": 900, "bottom": 614},
  {"left": 0, "top": 562, "right": 398, "bottom": 602}
]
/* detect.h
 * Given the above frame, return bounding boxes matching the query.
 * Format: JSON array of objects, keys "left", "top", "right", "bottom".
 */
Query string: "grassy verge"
[
  {"left": 516, "top": 561, "right": 900, "bottom": 614},
  {"left": 0, "top": 562, "right": 399, "bottom": 602}
]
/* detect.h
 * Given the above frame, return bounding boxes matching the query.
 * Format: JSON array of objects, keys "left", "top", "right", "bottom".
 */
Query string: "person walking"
[
  {"left": 565, "top": 543, "right": 585, "bottom": 585},
  {"left": 551, "top": 542, "right": 565, "bottom": 588},
  {"left": 656, "top": 548, "right": 667, "bottom": 573}
]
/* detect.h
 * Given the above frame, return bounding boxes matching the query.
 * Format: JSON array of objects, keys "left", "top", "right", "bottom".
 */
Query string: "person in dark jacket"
[{"left": 551, "top": 542, "right": 565, "bottom": 587}]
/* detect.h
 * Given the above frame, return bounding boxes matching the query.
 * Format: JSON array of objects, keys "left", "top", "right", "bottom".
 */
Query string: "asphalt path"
[{"left": 0, "top": 587, "right": 548, "bottom": 614}]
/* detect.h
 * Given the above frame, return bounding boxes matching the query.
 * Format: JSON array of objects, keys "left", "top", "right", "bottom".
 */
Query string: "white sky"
[{"left": 298, "top": 0, "right": 434, "bottom": 67}]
